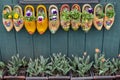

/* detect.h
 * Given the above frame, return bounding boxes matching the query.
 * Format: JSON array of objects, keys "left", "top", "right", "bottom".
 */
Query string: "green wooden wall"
[{"left": 0, "top": 0, "right": 120, "bottom": 61}]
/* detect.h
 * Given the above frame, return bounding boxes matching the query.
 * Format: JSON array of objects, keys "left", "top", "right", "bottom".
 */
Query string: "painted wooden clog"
[
  {"left": 37, "top": 5, "right": 48, "bottom": 35},
  {"left": 49, "top": 5, "right": 60, "bottom": 34},
  {"left": 94, "top": 4, "right": 104, "bottom": 30},
  {"left": 2, "top": 5, "right": 13, "bottom": 32},
  {"left": 104, "top": 3, "right": 115, "bottom": 30},
  {"left": 13, "top": 5, "right": 24, "bottom": 32},
  {"left": 81, "top": 4, "right": 93, "bottom": 32},
  {"left": 71, "top": 4, "right": 81, "bottom": 31},
  {"left": 24, "top": 5, "right": 36, "bottom": 35},
  {"left": 60, "top": 4, "right": 70, "bottom": 31}
]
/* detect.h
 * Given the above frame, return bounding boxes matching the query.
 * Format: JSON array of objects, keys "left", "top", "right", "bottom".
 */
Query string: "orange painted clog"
[
  {"left": 24, "top": 5, "right": 36, "bottom": 35},
  {"left": 37, "top": 5, "right": 48, "bottom": 35}
]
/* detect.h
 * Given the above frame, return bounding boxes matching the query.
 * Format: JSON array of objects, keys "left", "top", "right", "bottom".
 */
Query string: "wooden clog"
[
  {"left": 104, "top": 3, "right": 115, "bottom": 30},
  {"left": 60, "top": 4, "right": 70, "bottom": 31},
  {"left": 81, "top": 4, "right": 93, "bottom": 32},
  {"left": 71, "top": 4, "right": 81, "bottom": 31},
  {"left": 94, "top": 4, "right": 104, "bottom": 30},
  {"left": 49, "top": 5, "right": 60, "bottom": 34},
  {"left": 37, "top": 5, "right": 48, "bottom": 35},
  {"left": 13, "top": 5, "right": 24, "bottom": 32},
  {"left": 2, "top": 5, "right": 13, "bottom": 32},
  {"left": 24, "top": 5, "right": 36, "bottom": 35}
]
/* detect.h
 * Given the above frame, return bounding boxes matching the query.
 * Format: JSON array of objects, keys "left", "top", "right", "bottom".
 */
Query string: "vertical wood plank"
[
  {"left": 51, "top": 28, "right": 68, "bottom": 56},
  {"left": 0, "top": 0, "right": 17, "bottom": 62},
  {"left": 86, "top": 28, "right": 103, "bottom": 60},
  {"left": 118, "top": 0, "right": 120, "bottom": 55},
  {"left": 0, "top": 49, "right": 2, "bottom": 60},
  {"left": 68, "top": 29, "right": 85, "bottom": 57},
  {"left": 33, "top": 31, "right": 50, "bottom": 58},
  {"left": 15, "top": 30, "right": 34, "bottom": 59},
  {"left": 0, "top": 1, "right": 3, "bottom": 61},
  {"left": 103, "top": 0, "right": 119, "bottom": 58},
  {"left": 13, "top": 0, "right": 34, "bottom": 59}
]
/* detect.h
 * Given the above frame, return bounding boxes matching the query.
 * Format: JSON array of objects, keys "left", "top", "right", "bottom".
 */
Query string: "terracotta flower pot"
[
  {"left": 71, "top": 76, "right": 93, "bottom": 80},
  {"left": 70, "top": 72, "right": 93, "bottom": 80},
  {"left": 49, "top": 76, "right": 70, "bottom": 80},
  {"left": 3, "top": 69, "right": 26, "bottom": 80},
  {"left": 116, "top": 75, "right": 120, "bottom": 80},
  {"left": 93, "top": 75, "right": 115, "bottom": 80},
  {"left": 26, "top": 76, "right": 48, "bottom": 80},
  {"left": 26, "top": 73, "right": 48, "bottom": 80}
]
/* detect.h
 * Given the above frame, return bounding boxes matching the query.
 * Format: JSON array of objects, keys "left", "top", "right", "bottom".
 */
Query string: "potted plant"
[
  {"left": 104, "top": 3, "right": 115, "bottom": 30},
  {"left": 111, "top": 55, "right": 120, "bottom": 80},
  {"left": 0, "top": 61, "right": 5, "bottom": 79},
  {"left": 26, "top": 56, "right": 51, "bottom": 80},
  {"left": 2, "top": 5, "right": 13, "bottom": 32},
  {"left": 94, "top": 4, "right": 104, "bottom": 30},
  {"left": 93, "top": 49, "right": 116, "bottom": 80},
  {"left": 49, "top": 53, "right": 71, "bottom": 80},
  {"left": 4, "top": 54, "right": 26, "bottom": 80},
  {"left": 81, "top": 4, "right": 93, "bottom": 32},
  {"left": 60, "top": 4, "right": 71, "bottom": 31},
  {"left": 70, "top": 4, "right": 81, "bottom": 31},
  {"left": 69, "top": 53, "right": 93, "bottom": 80},
  {"left": 24, "top": 5, "right": 36, "bottom": 35}
]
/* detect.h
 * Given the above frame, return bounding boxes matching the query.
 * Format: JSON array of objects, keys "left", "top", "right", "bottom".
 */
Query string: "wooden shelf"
[{"left": 19, "top": 0, "right": 99, "bottom": 4}]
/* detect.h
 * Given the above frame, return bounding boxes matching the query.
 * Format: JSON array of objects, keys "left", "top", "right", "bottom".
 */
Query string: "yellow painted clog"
[
  {"left": 49, "top": 5, "right": 60, "bottom": 34},
  {"left": 13, "top": 5, "right": 24, "bottom": 32},
  {"left": 104, "top": 3, "right": 115, "bottom": 30},
  {"left": 81, "top": 4, "right": 93, "bottom": 32},
  {"left": 37, "top": 5, "right": 48, "bottom": 35},
  {"left": 24, "top": 5, "right": 36, "bottom": 35},
  {"left": 2, "top": 5, "right": 13, "bottom": 32}
]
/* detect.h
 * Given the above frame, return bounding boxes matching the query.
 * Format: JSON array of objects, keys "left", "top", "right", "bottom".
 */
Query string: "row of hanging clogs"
[{"left": 2, "top": 4, "right": 115, "bottom": 35}]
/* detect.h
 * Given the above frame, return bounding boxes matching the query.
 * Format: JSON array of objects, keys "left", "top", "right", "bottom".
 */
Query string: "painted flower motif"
[
  {"left": 5, "top": 21, "right": 11, "bottom": 27},
  {"left": 14, "top": 13, "right": 19, "bottom": 19},
  {"left": 106, "top": 20, "right": 112, "bottom": 26},
  {"left": 15, "top": 22, "right": 19, "bottom": 27},
  {"left": 18, "top": 20, "right": 22, "bottom": 24},
  {"left": 26, "top": 10, "right": 32, "bottom": 17},
  {"left": 14, "top": 20, "right": 23, "bottom": 27},
  {"left": 96, "top": 21, "right": 102, "bottom": 26},
  {"left": 38, "top": 16, "right": 44, "bottom": 22},
  {"left": 51, "top": 9, "right": 57, "bottom": 14},
  {"left": 88, "top": 8, "right": 93, "bottom": 14}
]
